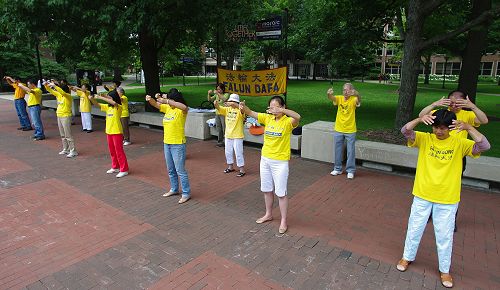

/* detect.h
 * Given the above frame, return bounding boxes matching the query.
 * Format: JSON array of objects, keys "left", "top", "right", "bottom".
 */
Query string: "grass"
[{"left": 123, "top": 80, "right": 500, "bottom": 157}]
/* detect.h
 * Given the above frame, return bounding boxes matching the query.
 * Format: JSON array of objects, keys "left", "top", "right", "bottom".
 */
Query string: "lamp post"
[
  {"left": 181, "top": 54, "right": 186, "bottom": 86},
  {"left": 441, "top": 55, "right": 448, "bottom": 89}
]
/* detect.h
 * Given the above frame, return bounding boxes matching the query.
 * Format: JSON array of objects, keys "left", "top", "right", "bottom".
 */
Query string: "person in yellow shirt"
[
  {"left": 207, "top": 83, "right": 229, "bottom": 147},
  {"left": 418, "top": 90, "right": 489, "bottom": 232},
  {"left": 117, "top": 87, "right": 131, "bottom": 145},
  {"left": 146, "top": 88, "right": 191, "bottom": 204},
  {"left": 396, "top": 109, "right": 490, "bottom": 289},
  {"left": 214, "top": 93, "right": 246, "bottom": 177},
  {"left": 327, "top": 83, "right": 361, "bottom": 179},
  {"left": 3, "top": 76, "right": 31, "bottom": 130},
  {"left": 17, "top": 80, "right": 45, "bottom": 140},
  {"left": 70, "top": 85, "right": 93, "bottom": 133},
  {"left": 89, "top": 91, "right": 129, "bottom": 178},
  {"left": 240, "top": 96, "right": 300, "bottom": 234},
  {"left": 44, "top": 81, "right": 78, "bottom": 158}
]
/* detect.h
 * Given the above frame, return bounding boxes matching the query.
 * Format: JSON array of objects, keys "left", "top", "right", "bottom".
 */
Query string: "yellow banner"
[{"left": 217, "top": 67, "right": 287, "bottom": 96}]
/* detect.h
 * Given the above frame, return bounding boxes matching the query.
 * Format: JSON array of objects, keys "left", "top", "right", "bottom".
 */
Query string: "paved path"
[{"left": 0, "top": 98, "right": 499, "bottom": 290}]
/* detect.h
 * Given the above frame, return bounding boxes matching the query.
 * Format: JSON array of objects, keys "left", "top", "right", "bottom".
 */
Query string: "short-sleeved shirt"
[
  {"left": 100, "top": 104, "right": 123, "bottom": 134},
  {"left": 409, "top": 131, "right": 479, "bottom": 204},
  {"left": 11, "top": 83, "right": 26, "bottom": 100},
  {"left": 160, "top": 104, "right": 187, "bottom": 144},
  {"left": 216, "top": 106, "right": 245, "bottom": 139},
  {"left": 333, "top": 95, "right": 358, "bottom": 133},
  {"left": 121, "top": 95, "right": 129, "bottom": 117},
  {"left": 45, "top": 85, "right": 72, "bottom": 117},
  {"left": 27, "top": 88, "right": 42, "bottom": 106},
  {"left": 258, "top": 113, "right": 297, "bottom": 161},
  {"left": 77, "top": 90, "right": 91, "bottom": 113}
]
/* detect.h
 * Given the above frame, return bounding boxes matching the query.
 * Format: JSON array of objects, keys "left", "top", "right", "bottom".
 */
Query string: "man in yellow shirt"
[
  {"left": 327, "top": 83, "right": 361, "bottom": 179},
  {"left": 3, "top": 76, "right": 32, "bottom": 131},
  {"left": 17, "top": 80, "right": 45, "bottom": 140},
  {"left": 396, "top": 109, "right": 490, "bottom": 288}
]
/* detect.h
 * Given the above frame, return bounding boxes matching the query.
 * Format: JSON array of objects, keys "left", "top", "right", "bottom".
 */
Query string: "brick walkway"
[{"left": 0, "top": 98, "right": 498, "bottom": 290}]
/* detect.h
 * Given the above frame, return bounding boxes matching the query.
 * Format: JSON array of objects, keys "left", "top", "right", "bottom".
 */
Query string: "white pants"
[
  {"left": 81, "top": 112, "right": 92, "bottom": 130},
  {"left": 260, "top": 156, "right": 289, "bottom": 197},
  {"left": 225, "top": 138, "right": 244, "bottom": 167}
]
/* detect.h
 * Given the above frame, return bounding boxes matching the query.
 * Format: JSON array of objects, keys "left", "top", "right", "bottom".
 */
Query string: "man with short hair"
[
  {"left": 18, "top": 80, "right": 45, "bottom": 140},
  {"left": 327, "top": 83, "right": 361, "bottom": 179},
  {"left": 3, "top": 76, "right": 32, "bottom": 131}
]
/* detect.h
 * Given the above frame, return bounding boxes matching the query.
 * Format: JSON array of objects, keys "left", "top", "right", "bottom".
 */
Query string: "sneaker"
[
  {"left": 330, "top": 170, "right": 342, "bottom": 176},
  {"left": 22, "top": 127, "right": 33, "bottom": 131},
  {"left": 59, "top": 150, "right": 70, "bottom": 155},
  {"left": 116, "top": 171, "right": 128, "bottom": 178},
  {"left": 178, "top": 196, "right": 191, "bottom": 204},
  {"left": 106, "top": 168, "right": 120, "bottom": 174},
  {"left": 33, "top": 136, "right": 45, "bottom": 141},
  {"left": 347, "top": 173, "right": 354, "bottom": 179},
  {"left": 66, "top": 151, "right": 78, "bottom": 158},
  {"left": 86, "top": 130, "right": 93, "bottom": 133},
  {"left": 123, "top": 141, "right": 131, "bottom": 146},
  {"left": 162, "top": 191, "right": 179, "bottom": 197}
]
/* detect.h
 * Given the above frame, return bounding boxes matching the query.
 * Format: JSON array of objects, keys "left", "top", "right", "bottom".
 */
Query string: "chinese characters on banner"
[{"left": 217, "top": 67, "right": 287, "bottom": 96}]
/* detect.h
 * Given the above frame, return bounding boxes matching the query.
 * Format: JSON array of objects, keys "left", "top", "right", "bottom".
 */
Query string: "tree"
[{"left": 394, "top": 0, "right": 500, "bottom": 129}]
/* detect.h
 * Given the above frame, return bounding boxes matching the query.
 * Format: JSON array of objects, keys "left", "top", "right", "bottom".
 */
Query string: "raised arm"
[
  {"left": 4, "top": 76, "right": 14, "bottom": 85},
  {"left": 88, "top": 94, "right": 100, "bottom": 107},
  {"left": 145, "top": 94, "right": 161, "bottom": 110},
  {"left": 268, "top": 107, "right": 301, "bottom": 127},
  {"left": 326, "top": 88, "right": 337, "bottom": 105},
  {"left": 418, "top": 97, "right": 450, "bottom": 117},
  {"left": 17, "top": 83, "right": 32, "bottom": 93},
  {"left": 207, "top": 90, "right": 215, "bottom": 101},
  {"left": 401, "top": 115, "right": 435, "bottom": 143},
  {"left": 455, "top": 96, "right": 489, "bottom": 125},
  {"left": 44, "top": 83, "right": 58, "bottom": 96},
  {"left": 95, "top": 94, "right": 118, "bottom": 106},
  {"left": 350, "top": 89, "right": 361, "bottom": 107},
  {"left": 239, "top": 100, "right": 258, "bottom": 119},
  {"left": 157, "top": 97, "right": 188, "bottom": 112}
]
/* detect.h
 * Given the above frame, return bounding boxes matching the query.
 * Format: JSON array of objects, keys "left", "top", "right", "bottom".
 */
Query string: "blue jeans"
[
  {"left": 28, "top": 105, "right": 44, "bottom": 138},
  {"left": 15, "top": 99, "right": 31, "bottom": 128},
  {"left": 402, "top": 196, "right": 458, "bottom": 273},
  {"left": 164, "top": 143, "right": 190, "bottom": 197},
  {"left": 333, "top": 131, "right": 356, "bottom": 173}
]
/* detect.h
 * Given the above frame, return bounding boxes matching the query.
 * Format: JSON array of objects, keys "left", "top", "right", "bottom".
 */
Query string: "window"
[
  {"left": 496, "top": 62, "right": 500, "bottom": 77},
  {"left": 314, "top": 64, "right": 329, "bottom": 78},
  {"left": 479, "top": 62, "right": 493, "bottom": 76},
  {"left": 385, "top": 62, "right": 400, "bottom": 74}
]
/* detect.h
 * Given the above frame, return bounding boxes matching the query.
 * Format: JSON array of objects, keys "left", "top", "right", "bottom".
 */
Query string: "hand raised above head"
[
  {"left": 420, "top": 114, "right": 436, "bottom": 125},
  {"left": 327, "top": 88, "right": 334, "bottom": 95}
]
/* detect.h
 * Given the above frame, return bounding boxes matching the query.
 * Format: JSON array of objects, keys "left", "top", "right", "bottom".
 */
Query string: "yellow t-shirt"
[
  {"left": 217, "top": 106, "right": 245, "bottom": 139},
  {"left": 77, "top": 90, "right": 91, "bottom": 113},
  {"left": 258, "top": 113, "right": 297, "bottom": 161},
  {"left": 45, "top": 85, "right": 72, "bottom": 117},
  {"left": 121, "top": 95, "right": 129, "bottom": 117},
  {"left": 213, "top": 93, "right": 230, "bottom": 115},
  {"left": 11, "top": 83, "right": 26, "bottom": 100},
  {"left": 100, "top": 104, "right": 123, "bottom": 134},
  {"left": 27, "top": 88, "right": 42, "bottom": 106},
  {"left": 410, "top": 131, "right": 479, "bottom": 204},
  {"left": 160, "top": 104, "right": 187, "bottom": 144},
  {"left": 333, "top": 95, "right": 358, "bottom": 133}
]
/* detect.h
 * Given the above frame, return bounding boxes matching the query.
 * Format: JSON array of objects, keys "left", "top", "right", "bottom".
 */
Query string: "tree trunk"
[
  {"left": 458, "top": 0, "right": 491, "bottom": 103},
  {"left": 139, "top": 29, "right": 160, "bottom": 112},
  {"left": 394, "top": 0, "right": 425, "bottom": 129},
  {"left": 113, "top": 67, "right": 122, "bottom": 81},
  {"left": 312, "top": 62, "right": 317, "bottom": 81}
]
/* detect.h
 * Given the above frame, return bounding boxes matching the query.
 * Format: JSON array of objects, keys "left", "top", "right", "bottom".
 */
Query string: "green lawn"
[{"left": 124, "top": 80, "right": 500, "bottom": 157}]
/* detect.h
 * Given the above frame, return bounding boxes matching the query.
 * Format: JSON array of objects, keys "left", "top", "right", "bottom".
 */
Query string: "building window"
[
  {"left": 314, "top": 64, "right": 328, "bottom": 78},
  {"left": 435, "top": 62, "right": 460, "bottom": 75},
  {"left": 385, "top": 62, "right": 400, "bottom": 74},
  {"left": 479, "top": 62, "right": 493, "bottom": 76}
]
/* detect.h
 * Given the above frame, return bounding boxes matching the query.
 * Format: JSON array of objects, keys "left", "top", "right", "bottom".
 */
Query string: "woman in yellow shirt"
[
  {"left": 89, "top": 91, "right": 129, "bottom": 178},
  {"left": 70, "top": 85, "right": 93, "bottom": 133},
  {"left": 240, "top": 96, "right": 301, "bottom": 234},
  {"left": 214, "top": 93, "right": 246, "bottom": 177},
  {"left": 207, "top": 83, "right": 229, "bottom": 147},
  {"left": 145, "top": 88, "right": 191, "bottom": 204},
  {"left": 396, "top": 109, "right": 490, "bottom": 288},
  {"left": 44, "top": 81, "right": 78, "bottom": 158}
]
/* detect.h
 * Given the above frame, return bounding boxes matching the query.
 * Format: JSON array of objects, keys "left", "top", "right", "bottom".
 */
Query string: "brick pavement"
[{"left": 0, "top": 98, "right": 498, "bottom": 290}]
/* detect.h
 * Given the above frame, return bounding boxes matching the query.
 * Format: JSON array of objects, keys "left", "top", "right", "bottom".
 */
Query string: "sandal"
[
  {"left": 236, "top": 172, "right": 246, "bottom": 177},
  {"left": 223, "top": 168, "right": 235, "bottom": 173},
  {"left": 396, "top": 259, "right": 411, "bottom": 272},
  {"left": 440, "top": 272, "right": 453, "bottom": 288}
]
